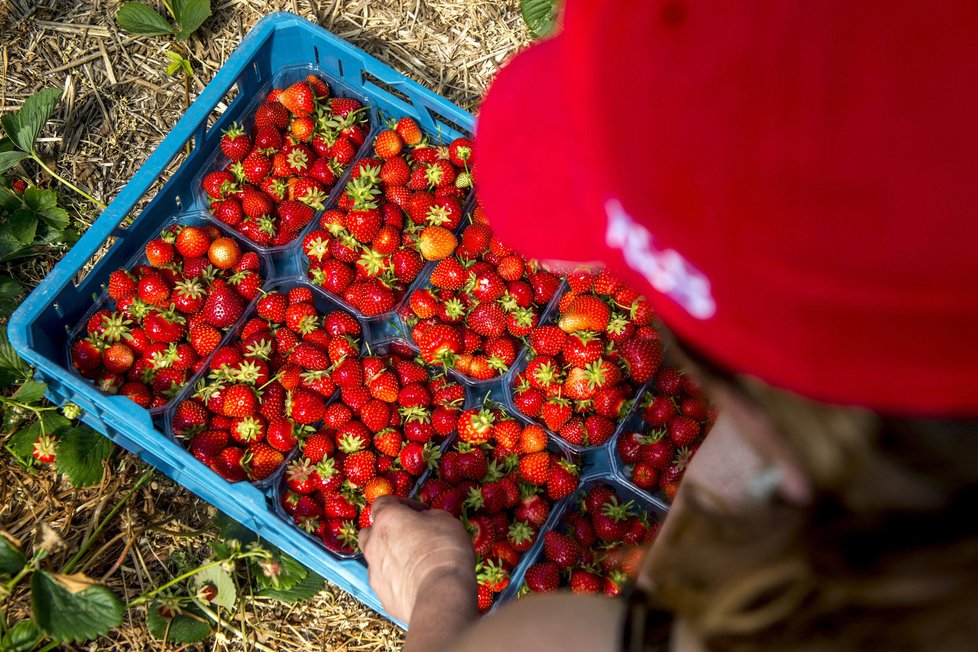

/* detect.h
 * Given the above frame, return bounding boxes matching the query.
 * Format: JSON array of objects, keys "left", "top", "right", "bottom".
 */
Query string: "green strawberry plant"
[
  {"left": 116, "top": 0, "right": 212, "bottom": 41},
  {"left": 521, "top": 0, "right": 559, "bottom": 37},
  {"left": 0, "top": 476, "right": 324, "bottom": 649},
  {"left": 0, "top": 89, "right": 105, "bottom": 211}
]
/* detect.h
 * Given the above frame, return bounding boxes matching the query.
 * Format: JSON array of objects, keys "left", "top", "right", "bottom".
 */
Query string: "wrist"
[{"left": 405, "top": 568, "right": 478, "bottom": 652}]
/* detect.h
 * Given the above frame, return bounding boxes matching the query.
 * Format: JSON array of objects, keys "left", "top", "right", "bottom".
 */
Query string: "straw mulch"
[{"left": 0, "top": 1, "right": 530, "bottom": 650}]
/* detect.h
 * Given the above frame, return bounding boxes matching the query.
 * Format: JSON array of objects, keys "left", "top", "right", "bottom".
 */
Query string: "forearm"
[{"left": 404, "top": 569, "right": 478, "bottom": 652}]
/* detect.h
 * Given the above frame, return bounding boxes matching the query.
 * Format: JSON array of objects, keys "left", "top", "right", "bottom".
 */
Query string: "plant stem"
[
  {"left": 129, "top": 552, "right": 256, "bottom": 608},
  {"left": 35, "top": 640, "right": 60, "bottom": 652},
  {"left": 2, "top": 564, "right": 33, "bottom": 594},
  {"left": 61, "top": 466, "right": 154, "bottom": 574},
  {"left": 31, "top": 155, "right": 107, "bottom": 210},
  {"left": 192, "top": 599, "right": 277, "bottom": 652}
]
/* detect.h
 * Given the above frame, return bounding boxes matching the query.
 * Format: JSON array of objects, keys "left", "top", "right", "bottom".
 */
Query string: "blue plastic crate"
[
  {"left": 7, "top": 11, "right": 666, "bottom": 627},
  {"left": 7, "top": 12, "right": 475, "bottom": 626}
]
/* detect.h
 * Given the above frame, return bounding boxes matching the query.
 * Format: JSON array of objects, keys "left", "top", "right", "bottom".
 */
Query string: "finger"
[
  {"left": 358, "top": 525, "right": 372, "bottom": 554},
  {"left": 371, "top": 495, "right": 428, "bottom": 521}
]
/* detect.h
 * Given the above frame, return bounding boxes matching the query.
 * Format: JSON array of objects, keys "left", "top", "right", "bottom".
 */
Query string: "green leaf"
[
  {"left": 0, "top": 151, "right": 29, "bottom": 175},
  {"left": 194, "top": 565, "right": 236, "bottom": 610},
  {"left": 36, "top": 226, "right": 78, "bottom": 247},
  {"left": 6, "top": 419, "right": 42, "bottom": 463},
  {"left": 0, "top": 325, "right": 32, "bottom": 385},
  {"left": 0, "top": 237, "right": 29, "bottom": 263},
  {"left": 7, "top": 208, "right": 38, "bottom": 244},
  {"left": 146, "top": 602, "right": 212, "bottom": 644},
  {"left": 13, "top": 379, "right": 46, "bottom": 404},
  {"left": 256, "top": 569, "right": 325, "bottom": 603},
  {"left": 173, "top": 0, "right": 211, "bottom": 40},
  {"left": 0, "top": 274, "right": 24, "bottom": 318},
  {"left": 0, "top": 88, "right": 62, "bottom": 154},
  {"left": 521, "top": 0, "right": 558, "bottom": 37},
  {"left": 0, "top": 138, "right": 13, "bottom": 153},
  {"left": 253, "top": 553, "right": 307, "bottom": 592},
  {"left": 55, "top": 425, "right": 113, "bottom": 486},
  {"left": 116, "top": 3, "right": 176, "bottom": 36},
  {"left": 0, "top": 536, "right": 25, "bottom": 575},
  {"left": 0, "top": 184, "right": 20, "bottom": 212},
  {"left": 22, "top": 187, "right": 55, "bottom": 211},
  {"left": 38, "top": 205, "right": 69, "bottom": 230},
  {"left": 0, "top": 620, "right": 42, "bottom": 652},
  {"left": 31, "top": 571, "right": 124, "bottom": 643}
]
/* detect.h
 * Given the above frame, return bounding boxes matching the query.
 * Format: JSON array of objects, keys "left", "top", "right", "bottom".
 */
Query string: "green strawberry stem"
[
  {"left": 32, "top": 154, "right": 107, "bottom": 210},
  {"left": 129, "top": 549, "right": 263, "bottom": 608}
]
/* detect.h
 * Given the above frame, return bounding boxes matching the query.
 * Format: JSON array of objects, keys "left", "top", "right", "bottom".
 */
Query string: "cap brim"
[{"left": 475, "top": 37, "right": 607, "bottom": 267}]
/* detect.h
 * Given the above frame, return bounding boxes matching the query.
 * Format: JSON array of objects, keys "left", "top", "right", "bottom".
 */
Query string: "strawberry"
[
  {"left": 418, "top": 225, "right": 458, "bottom": 261},
  {"left": 524, "top": 562, "right": 560, "bottom": 593},
  {"left": 519, "top": 451, "right": 550, "bottom": 485},
  {"left": 541, "top": 397, "right": 572, "bottom": 432},
  {"left": 547, "top": 460, "right": 579, "bottom": 500},
  {"left": 202, "top": 285, "right": 245, "bottom": 328},
  {"left": 279, "top": 82, "right": 315, "bottom": 116},
  {"left": 278, "top": 201, "right": 315, "bottom": 233},
  {"left": 544, "top": 531, "right": 581, "bottom": 569},
  {"left": 631, "top": 461, "right": 660, "bottom": 490},
  {"left": 529, "top": 325, "right": 566, "bottom": 357},
  {"left": 394, "top": 117, "right": 423, "bottom": 146},
  {"left": 246, "top": 442, "right": 284, "bottom": 480},
  {"left": 344, "top": 280, "right": 395, "bottom": 317},
  {"left": 621, "top": 337, "right": 663, "bottom": 384},
  {"left": 457, "top": 409, "right": 495, "bottom": 444},
  {"left": 569, "top": 569, "right": 603, "bottom": 594},
  {"left": 344, "top": 449, "right": 377, "bottom": 486},
  {"left": 32, "top": 433, "right": 57, "bottom": 463},
  {"left": 220, "top": 122, "right": 252, "bottom": 161},
  {"left": 107, "top": 269, "right": 137, "bottom": 301},
  {"left": 373, "top": 129, "right": 403, "bottom": 159},
  {"left": 254, "top": 102, "right": 289, "bottom": 130},
  {"left": 290, "top": 388, "right": 326, "bottom": 424},
  {"left": 429, "top": 257, "right": 466, "bottom": 290},
  {"left": 223, "top": 385, "right": 257, "bottom": 417},
  {"left": 558, "top": 295, "right": 611, "bottom": 334},
  {"left": 668, "top": 415, "right": 701, "bottom": 447}
]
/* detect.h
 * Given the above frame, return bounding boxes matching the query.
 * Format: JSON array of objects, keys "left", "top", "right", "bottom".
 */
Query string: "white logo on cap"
[{"left": 605, "top": 199, "right": 716, "bottom": 319}]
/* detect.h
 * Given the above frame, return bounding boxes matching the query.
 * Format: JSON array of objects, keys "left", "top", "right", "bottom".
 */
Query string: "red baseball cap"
[{"left": 476, "top": 1, "right": 978, "bottom": 416}]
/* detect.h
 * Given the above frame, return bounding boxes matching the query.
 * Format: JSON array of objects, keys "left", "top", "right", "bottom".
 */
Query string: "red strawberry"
[
  {"left": 541, "top": 397, "right": 572, "bottom": 432},
  {"left": 373, "top": 129, "right": 403, "bottom": 159},
  {"left": 202, "top": 285, "right": 245, "bottom": 328},
  {"left": 668, "top": 416, "right": 701, "bottom": 447},
  {"left": 569, "top": 569, "right": 603, "bottom": 594},
  {"left": 246, "top": 442, "right": 284, "bottom": 480},
  {"left": 519, "top": 451, "right": 551, "bottom": 485},
  {"left": 547, "top": 459, "right": 579, "bottom": 500},
  {"left": 223, "top": 385, "right": 257, "bottom": 417},
  {"left": 32, "top": 434, "right": 57, "bottom": 463},
  {"left": 559, "top": 295, "right": 611, "bottom": 333},
  {"left": 254, "top": 102, "right": 289, "bottom": 130},
  {"left": 394, "top": 117, "right": 422, "bottom": 146},
  {"left": 279, "top": 82, "right": 314, "bottom": 116},
  {"left": 621, "top": 337, "right": 663, "bottom": 384},
  {"left": 544, "top": 531, "right": 581, "bottom": 569},
  {"left": 524, "top": 562, "right": 560, "bottom": 593},
  {"left": 290, "top": 388, "right": 326, "bottom": 424},
  {"left": 220, "top": 122, "right": 252, "bottom": 161}
]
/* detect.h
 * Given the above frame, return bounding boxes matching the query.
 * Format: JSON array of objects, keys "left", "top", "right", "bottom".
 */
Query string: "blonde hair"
[{"left": 646, "top": 374, "right": 978, "bottom": 651}]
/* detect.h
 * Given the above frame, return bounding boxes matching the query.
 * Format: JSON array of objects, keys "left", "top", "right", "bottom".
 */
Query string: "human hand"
[{"left": 359, "top": 496, "right": 476, "bottom": 624}]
